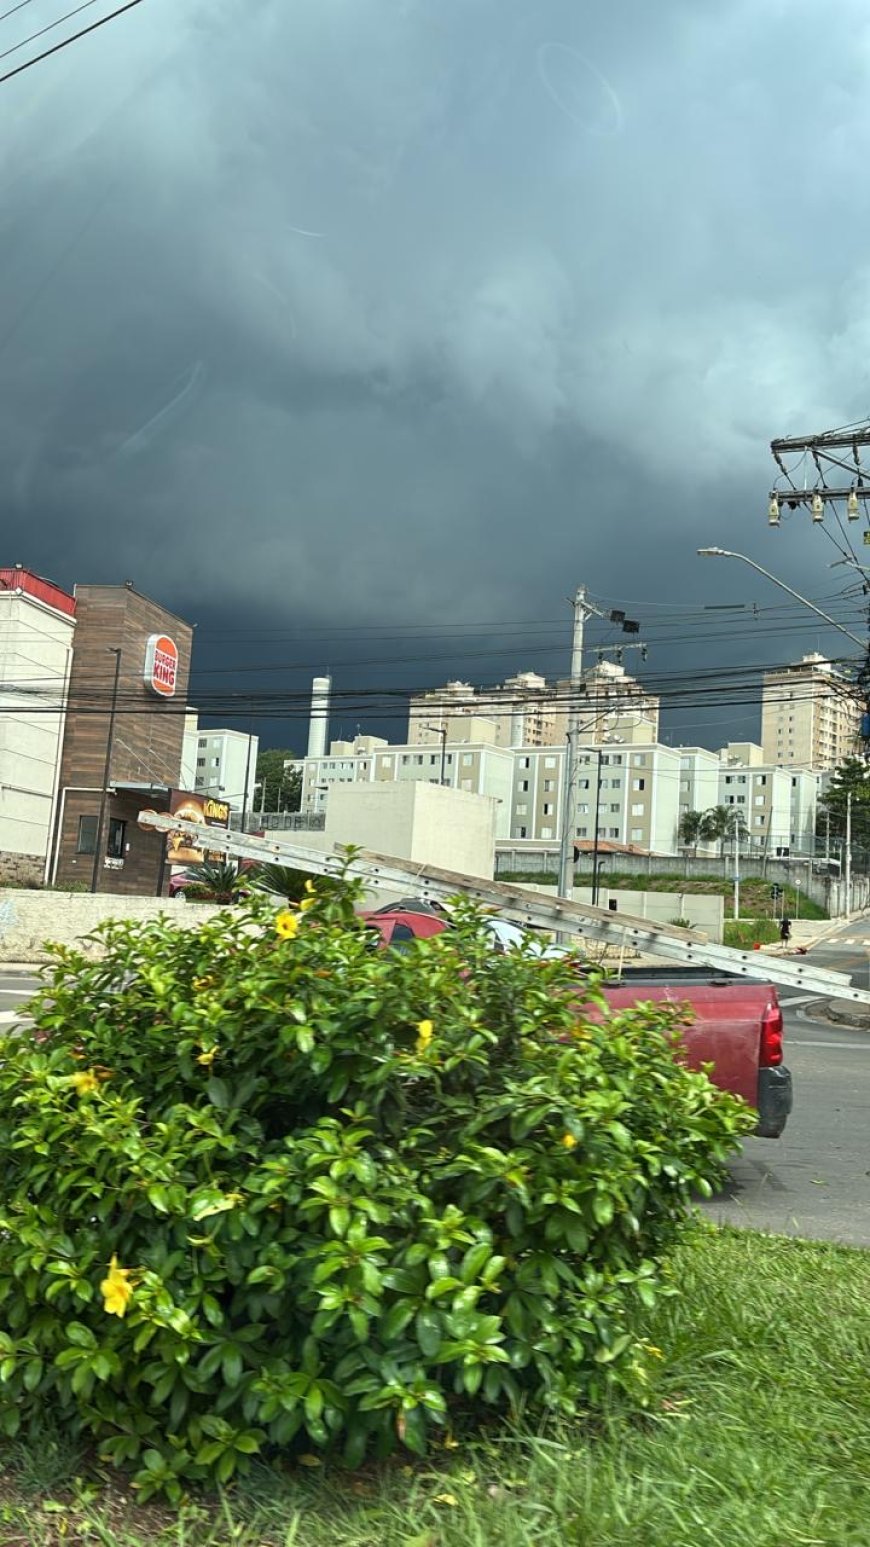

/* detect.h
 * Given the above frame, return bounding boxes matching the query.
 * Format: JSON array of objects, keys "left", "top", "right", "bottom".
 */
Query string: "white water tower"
[{"left": 307, "top": 676, "right": 332, "bottom": 759}]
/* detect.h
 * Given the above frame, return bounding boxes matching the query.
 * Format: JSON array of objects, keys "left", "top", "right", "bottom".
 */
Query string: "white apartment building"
[
  {"left": 408, "top": 663, "right": 661, "bottom": 751},
  {"left": 718, "top": 742, "right": 819, "bottom": 855},
  {"left": 0, "top": 567, "right": 76, "bottom": 885},
  {"left": 677, "top": 747, "right": 722, "bottom": 847},
  {"left": 182, "top": 719, "right": 259, "bottom": 813},
  {"left": 761, "top": 653, "right": 860, "bottom": 771},
  {"left": 301, "top": 718, "right": 515, "bottom": 839}
]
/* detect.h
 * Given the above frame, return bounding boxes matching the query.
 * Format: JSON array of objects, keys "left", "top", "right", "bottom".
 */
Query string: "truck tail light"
[{"left": 760, "top": 1002, "right": 784, "bottom": 1067}]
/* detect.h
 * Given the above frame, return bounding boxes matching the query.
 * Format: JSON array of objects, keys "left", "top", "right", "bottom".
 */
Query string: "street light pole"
[
  {"left": 91, "top": 647, "right": 122, "bottom": 894},
  {"left": 425, "top": 725, "right": 448, "bottom": 785},
  {"left": 697, "top": 549, "right": 867, "bottom": 651}
]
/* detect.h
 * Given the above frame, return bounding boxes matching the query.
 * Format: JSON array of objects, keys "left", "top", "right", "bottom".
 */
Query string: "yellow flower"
[
  {"left": 70, "top": 1070, "right": 100, "bottom": 1097},
  {"left": 561, "top": 1133, "right": 578, "bottom": 1150},
  {"left": 197, "top": 1046, "right": 218, "bottom": 1067},
  {"left": 275, "top": 910, "right": 300, "bottom": 940},
  {"left": 305, "top": 878, "right": 316, "bottom": 893},
  {"left": 299, "top": 896, "right": 316, "bottom": 912},
  {"left": 415, "top": 1019, "right": 434, "bottom": 1054},
  {"left": 100, "top": 1255, "right": 134, "bottom": 1318}
]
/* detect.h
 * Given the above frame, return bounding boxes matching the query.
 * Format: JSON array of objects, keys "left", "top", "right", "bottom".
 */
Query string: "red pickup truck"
[
  {"left": 594, "top": 970, "right": 792, "bottom": 1139},
  {"left": 363, "top": 909, "right": 793, "bottom": 1140}
]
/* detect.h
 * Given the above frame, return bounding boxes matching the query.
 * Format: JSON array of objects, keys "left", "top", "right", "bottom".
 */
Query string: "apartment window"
[
  {"left": 610, "top": 803, "right": 620, "bottom": 814},
  {"left": 543, "top": 803, "right": 553, "bottom": 815},
  {"left": 599, "top": 778, "right": 609, "bottom": 790},
  {"left": 631, "top": 803, "right": 644, "bottom": 817},
  {"left": 198, "top": 737, "right": 206, "bottom": 749},
  {"left": 756, "top": 814, "right": 766, "bottom": 827},
  {"left": 400, "top": 755, "right": 409, "bottom": 765},
  {"left": 104, "top": 817, "right": 127, "bottom": 860},
  {"left": 612, "top": 754, "right": 623, "bottom": 766},
  {"left": 577, "top": 802, "right": 589, "bottom": 815},
  {"left": 576, "top": 826, "right": 588, "bottom": 837},
  {"left": 430, "top": 755, "right": 438, "bottom": 766},
  {"left": 756, "top": 774, "right": 767, "bottom": 786},
  {"left": 211, "top": 757, "right": 220, "bottom": 768},
  {"left": 415, "top": 755, "right": 424, "bottom": 766},
  {"left": 597, "top": 826, "right": 607, "bottom": 837},
  {"left": 737, "top": 795, "right": 745, "bottom": 804},
  {"left": 196, "top": 757, "right": 205, "bottom": 768},
  {"left": 632, "top": 778, "right": 646, "bottom": 792},
  {"left": 521, "top": 757, "right": 530, "bottom": 769},
  {"left": 76, "top": 815, "right": 98, "bottom": 855},
  {"left": 725, "top": 775, "right": 732, "bottom": 785},
  {"left": 755, "top": 795, "right": 765, "bottom": 807},
  {"left": 544, "top": 757, "right": 556, "bottom": 769},
  {"left": 543, "top": 779, "right": 555, "bottom": 792},
  {"left": 518, "top": 777, "right": 529, "bottom": 789},
  {"left": 633, "top": 755, "right": 647, "bottom": 766},
  {"left": 541, "top": 826, "right": 553, "bottom": 839},
  {"left": 579, "top": 778, "right": 590, "bottom": 790},
  {"left": 600, "top": 754, "right": 610, "bottom": 766},
  {"left": 518, "top": 826, "right": 527, "bottom": 839},
  {"left": 516, "top": 804, "right": 528, "bottom": 816},
  {"left": 609, "top": 827, "right": 619, "bottom": 838},
  {"left": 611, "top": 778, "right": 621, "bottom": 789},
  {"left": 382, "top": 755, "right": 393, "bottom": 767},
  {"left": 631, "top": 827, "right": 643, "bottom": 842}
]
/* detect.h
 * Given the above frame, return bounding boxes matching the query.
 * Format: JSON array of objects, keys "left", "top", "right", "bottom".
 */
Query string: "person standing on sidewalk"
[{"left": 779, "top": 914, "right": 792, "bottom": 947}]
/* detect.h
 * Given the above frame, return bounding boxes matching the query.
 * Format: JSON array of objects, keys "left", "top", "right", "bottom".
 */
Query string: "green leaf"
[
  {"left": 415, "top": 1309, "right": 442, "bottom": 1359},
  {"left": 206, "top": 1077, "right": 229, "bottom": 1109}
]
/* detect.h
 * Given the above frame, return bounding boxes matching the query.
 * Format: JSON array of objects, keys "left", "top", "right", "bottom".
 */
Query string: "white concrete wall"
[
  {"left": 520, "top": 884, "right": 724, "bottom": 942},
  {"left": 0, "top": 594, "right": 74, "bottom": 865},
  {"left": 0, "top": 889, "right": 225, "bottom": 962},
  {"left": 326, "top": 779, "right": 496, "bottom": 880}
]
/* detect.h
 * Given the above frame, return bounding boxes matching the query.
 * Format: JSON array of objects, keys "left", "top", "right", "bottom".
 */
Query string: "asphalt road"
[
  {"left": 0, "top": 970, "right": 41, "bottom": 1031},
  {"left": 705, "top": 919, "right": 870, "bottom": 1246},
  {"left": 3, "top": 936, "right": 870, "bottom": 1245}
]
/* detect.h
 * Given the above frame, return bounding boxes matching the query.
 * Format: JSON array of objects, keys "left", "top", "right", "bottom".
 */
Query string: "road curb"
[{"left": 804, "top": 998, "right": 870, "bottom": 1032}]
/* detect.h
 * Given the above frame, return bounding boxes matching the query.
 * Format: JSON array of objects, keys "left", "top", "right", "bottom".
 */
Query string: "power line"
[
  {"left": 0, "top": 0, "right": 40, "bottom": 24},
  {"left": 0, "top": 0, "right": 143, "bottom": 88},
  {"left": 0, "top": 0, "right": 104, "bottom": 64}
]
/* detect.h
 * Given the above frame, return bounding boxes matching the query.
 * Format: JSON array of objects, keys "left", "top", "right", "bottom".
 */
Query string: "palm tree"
[
  {"left": 247, "top": 863, "right": 310, "bottom": 903},
  {"left": 678, "top": 810, "right": 705, "bottom": 856},
  {"left": 699, "top": 805, "right": 731, "bottom": 855}
]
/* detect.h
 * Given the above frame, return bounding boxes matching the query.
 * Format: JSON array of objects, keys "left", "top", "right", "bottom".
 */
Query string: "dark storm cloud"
[{"left": 1, "top": 0, "right": 869, "bottom": 729}]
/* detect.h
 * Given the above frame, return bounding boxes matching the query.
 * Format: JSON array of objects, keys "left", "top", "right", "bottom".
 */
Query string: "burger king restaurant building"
[{"left": 49, "top": 584, "right": 194, "bottom": 895}]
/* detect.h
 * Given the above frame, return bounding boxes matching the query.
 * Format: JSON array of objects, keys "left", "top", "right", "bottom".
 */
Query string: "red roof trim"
[{"left": 0, "top": 568, "right": 76, "bottom": 618}]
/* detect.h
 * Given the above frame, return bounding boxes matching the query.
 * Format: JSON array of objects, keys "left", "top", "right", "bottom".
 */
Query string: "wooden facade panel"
[{"left": 54, "top": 587, "right": 194, "bottom": 894}]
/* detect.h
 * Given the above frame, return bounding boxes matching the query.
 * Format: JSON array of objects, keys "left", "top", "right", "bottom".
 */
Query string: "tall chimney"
[{"left": 307, "top": 675, "right": 331, "bottom": 759}]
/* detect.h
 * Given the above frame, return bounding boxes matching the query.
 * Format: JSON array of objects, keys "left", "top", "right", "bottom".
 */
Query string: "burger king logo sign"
[{"left": 144, "top": 634, "right": 178, "bottom": 698}]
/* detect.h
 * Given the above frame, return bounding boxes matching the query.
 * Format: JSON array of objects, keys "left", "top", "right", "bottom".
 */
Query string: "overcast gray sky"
[{"left": 1, "top": 0, "right": 868, "bottom": 742}]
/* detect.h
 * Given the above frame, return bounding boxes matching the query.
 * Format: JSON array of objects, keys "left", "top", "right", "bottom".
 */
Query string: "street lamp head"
[{"left": 697, "top": 547, "right": 728, "bottom": 557}]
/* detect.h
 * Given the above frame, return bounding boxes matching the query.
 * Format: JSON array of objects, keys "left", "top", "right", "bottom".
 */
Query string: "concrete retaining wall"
[
  {"left": 0, "top": 890, "right": 225, "bottom": 963},
  {"left": 518, "top": 885, "right": 724, "bottom": 942}
]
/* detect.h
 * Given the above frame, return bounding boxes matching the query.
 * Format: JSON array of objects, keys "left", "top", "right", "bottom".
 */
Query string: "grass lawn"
[
  {"left": 2, "top": 1227, "right": 869, "bottom": 1546},
  {"left": 501, "top": 873, "right": 828, "bottom": 923}
]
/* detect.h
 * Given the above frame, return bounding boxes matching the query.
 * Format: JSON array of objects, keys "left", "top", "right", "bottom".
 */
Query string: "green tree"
[
  {"left": 678, "top": 810, "right": 704, "bottom": 854},
  {"left": 819, "top": 756, "right": 870, "bottom": 833},
  {"left": 255, "top": 749, "right": 302, "bottom": 813}
]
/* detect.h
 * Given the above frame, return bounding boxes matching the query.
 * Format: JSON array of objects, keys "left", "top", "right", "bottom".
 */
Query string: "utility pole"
[
  {"left": 767, "top": 422, "right": 870, "bottom": 751},
  {"left": 558, "top": 586, "right": 588, "bottom": 900},
  {"left": 845, "top": 791, "right": 853, "bottom": 917},
  {"left": 733, "top": 820, "right": 740, "bottom": 922},
  {"left": 91, "top": 647, "right": 122, "bottom": 894},
  {"left": 557, "top": 587, "right": 643, "bottom": 899}
]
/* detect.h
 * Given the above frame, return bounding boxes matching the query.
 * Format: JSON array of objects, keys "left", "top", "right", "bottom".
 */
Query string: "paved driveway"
[{"left": 0, "top": 971, "right": 41, "bottom": 1032}]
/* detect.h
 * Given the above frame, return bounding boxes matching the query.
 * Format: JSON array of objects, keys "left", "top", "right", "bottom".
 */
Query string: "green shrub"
[
  {"left": 0, "top": 879, "right": 752, "bottom": 1499},
  {"left": 723, "top": 918, "right": 779, "bottom": 949}
]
